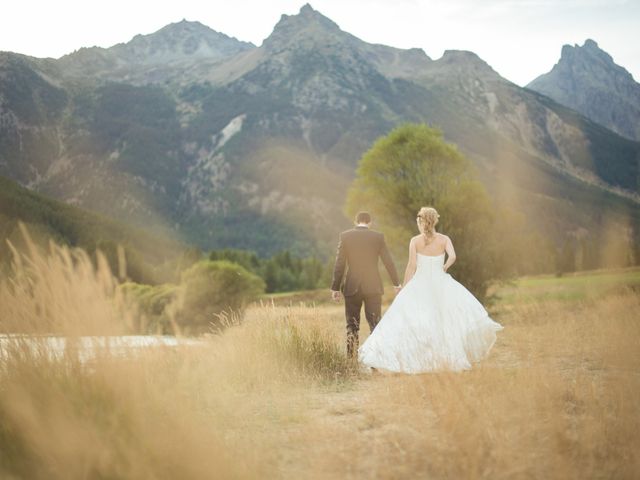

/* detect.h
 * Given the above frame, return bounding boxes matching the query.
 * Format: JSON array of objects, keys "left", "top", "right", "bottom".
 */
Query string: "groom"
[{"left": 331, "top": 211, "right": 401, "bottom": 359}]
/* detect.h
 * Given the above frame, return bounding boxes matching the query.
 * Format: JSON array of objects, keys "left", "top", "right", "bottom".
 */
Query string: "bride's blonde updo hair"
[{"left": 416, "top": 207, "right": 440, "bottom": 243}]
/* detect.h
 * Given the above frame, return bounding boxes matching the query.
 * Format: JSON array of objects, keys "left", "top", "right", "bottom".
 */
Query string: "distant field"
[
  {"left": 491, "top": 267, "right": 640, "bottom": 305},
  {"left": 262, "top": 266, "right": 640, "bottom": 308}
]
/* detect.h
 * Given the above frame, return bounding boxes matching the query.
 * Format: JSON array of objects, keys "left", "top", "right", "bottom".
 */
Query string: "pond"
[{"left": 0, "top": 334, "right": 202, "bottom": 362}]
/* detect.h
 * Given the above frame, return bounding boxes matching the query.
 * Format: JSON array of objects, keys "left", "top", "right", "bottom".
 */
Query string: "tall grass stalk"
[
  {"left": 1, "top": 223, "right": 136, "bottom": 335},
  {"left": 1, "top": 225, "right": 638, "bottom": 478}
]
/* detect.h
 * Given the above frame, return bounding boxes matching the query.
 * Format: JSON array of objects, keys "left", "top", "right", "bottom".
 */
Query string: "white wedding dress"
[{"left": 359, "top": 253, "right": 503, "bottom": 373}]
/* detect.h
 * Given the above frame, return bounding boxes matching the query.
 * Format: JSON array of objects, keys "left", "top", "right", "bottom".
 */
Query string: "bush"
[
  {"left": 209, "top": 248, "right": 328, "bottom": 293},
  {"left": 177, "top": 260, "right": 265, "bottom": 331},
  {"left": 120, "top": 282, "right": 179, "bottom": 333},
  {"left": 120, "top": 261, "right": 265, "bottom": 333}
]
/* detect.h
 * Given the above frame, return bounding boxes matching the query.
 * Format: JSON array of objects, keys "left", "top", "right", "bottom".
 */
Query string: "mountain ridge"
[
  {"left": 54, "top": 19, "right": 255, "bottom": 80},
  {"left": 0, "top": 4, "right": 638, "bottom": 259}
]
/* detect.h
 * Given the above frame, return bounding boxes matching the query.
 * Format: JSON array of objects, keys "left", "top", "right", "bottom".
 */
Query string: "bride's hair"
[{"left": 416, "top": 207, "right": 439, "bottom": 243}]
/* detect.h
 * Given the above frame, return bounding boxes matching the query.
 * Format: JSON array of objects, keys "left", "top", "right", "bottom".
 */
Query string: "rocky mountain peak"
[
  {"left": 110, "top": 20, "right": 255, "bottom": 64},
  {"left": 428, "top": 50, "right": 502, "bottom": 82},
  {"left": 288, "top": 3, "right": 340, "bottom": 30},
  {"left": 559, "top": 39, "right": 615, "bottom": 68},
  {"left": 298, "top": 3, "right": 337, "bottom": 22},
  {"left": 441, "top": 50, "right": 489, "bottom": 65},
  {"left": 262, "top": 4, "right": 344, "bottom": 52},
  {"left": 156, "top": 19, "right": 209, "bottom": 35},
  {"left": 56, "top": 19, "right": 256, "bottom": 81},
  {"left": 528, "top": 39, "right": 640, "bottom": 140},
  {"left": 583, "top": 38, "right": 603, "bottom": 53}
]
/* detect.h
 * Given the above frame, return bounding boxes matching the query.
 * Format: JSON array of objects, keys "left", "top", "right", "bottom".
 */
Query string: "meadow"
[{"left": 0, "top": 237, "right": 639, "bottom": 479}]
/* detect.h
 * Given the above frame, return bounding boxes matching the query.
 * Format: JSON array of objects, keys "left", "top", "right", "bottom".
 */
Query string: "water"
[{"left": 0, "top": 334, "right": 201, "bottom": 362}]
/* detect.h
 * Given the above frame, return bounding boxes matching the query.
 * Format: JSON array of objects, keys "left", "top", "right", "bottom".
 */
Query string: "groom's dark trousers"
[{"left": 331, "top": 226, "right": 400, "bottom": 358}]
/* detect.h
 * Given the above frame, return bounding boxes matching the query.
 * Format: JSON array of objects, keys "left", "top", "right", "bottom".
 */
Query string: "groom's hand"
[
  {"left": 331, "top": 290, "right": 342, "bottom": 302},
  {"left": 393, "top": 284, "right": 402, "bottom": 294}
]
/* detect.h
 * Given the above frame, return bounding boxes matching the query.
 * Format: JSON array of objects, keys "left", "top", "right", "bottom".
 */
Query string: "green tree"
[
  {"left": 263, "top": 260, "right": 279, "bottom": 293},
  {"left": 206, "top": 248, "right": 329, "bottom": 293},
  {"left": 346, "top": 123, "right": 511, "bottom": 300},
  {"left": 209, "top": 249, "right": 261, "bottom": 272},
  {"left": 300, "top": 257, "right": 324, "bottom": 290}
]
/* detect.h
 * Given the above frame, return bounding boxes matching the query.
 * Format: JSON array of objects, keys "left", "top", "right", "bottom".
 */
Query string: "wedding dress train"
[{"left": 359, "top": 253, "right": 503, "bottom": 373}]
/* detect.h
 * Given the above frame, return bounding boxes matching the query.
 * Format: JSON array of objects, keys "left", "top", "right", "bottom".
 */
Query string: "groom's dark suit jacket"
[{"left": 331, "top": 226, "right": 400, "bottom": 297}]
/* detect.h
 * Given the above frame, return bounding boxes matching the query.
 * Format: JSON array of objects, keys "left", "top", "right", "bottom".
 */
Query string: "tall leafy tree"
[{"left": 346, "top": 123, "right": 512, "bottom": 300}]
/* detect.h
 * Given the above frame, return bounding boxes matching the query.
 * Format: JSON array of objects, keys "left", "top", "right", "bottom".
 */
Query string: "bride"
[{"left": 358, "top": 207, "right": 503, "bottom": 373}]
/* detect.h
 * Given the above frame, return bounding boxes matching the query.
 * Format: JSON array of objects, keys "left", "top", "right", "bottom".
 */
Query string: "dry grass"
[
  {"left": 1, "top": 229, "right": 639, "bottom": 479},
  {"left": 0, "top": 223, "right": 135, "bottom": 335},
  {"left": 291, "top": 292, "right": 640, "bottom": 479}
]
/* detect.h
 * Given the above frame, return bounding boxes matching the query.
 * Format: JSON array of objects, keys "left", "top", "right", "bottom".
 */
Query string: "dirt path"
[
  {"left": 266, "top": 338, "right": 515, "bottom": 479},
  {"left": 269, "top": 372, "right": 439, "bottom": 479}
]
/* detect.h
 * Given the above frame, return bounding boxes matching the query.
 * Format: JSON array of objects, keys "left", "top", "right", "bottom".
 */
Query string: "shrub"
[
  {"left": 177, "top": 260, "right": 265, "bottom": 331},
  {"left": 119, "top": 282, "right": 179, "bottom": 333}
]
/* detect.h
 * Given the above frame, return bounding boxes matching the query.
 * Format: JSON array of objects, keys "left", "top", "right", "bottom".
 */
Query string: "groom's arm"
[
  {"left": 380, "top": 235, "right": 401, "bottom": 287},
  {"left": 331, "top": 233, "right": 346, "bottom": 292}
]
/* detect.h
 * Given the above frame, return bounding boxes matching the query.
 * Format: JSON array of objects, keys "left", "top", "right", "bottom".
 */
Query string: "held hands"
[
  {"left": 331, "top": 290, "right": 342, "bottom": 302},
  {"left": 394, "top": 285, "right": 402, "bottom": 294}
]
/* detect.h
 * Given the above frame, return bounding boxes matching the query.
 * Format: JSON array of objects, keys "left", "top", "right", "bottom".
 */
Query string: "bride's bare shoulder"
[{"left": 436, "top": 232, "right": 450, "bottom": 242}]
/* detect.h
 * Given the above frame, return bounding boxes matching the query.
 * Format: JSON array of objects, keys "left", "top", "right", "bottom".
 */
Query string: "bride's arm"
[
  {"left": 443, "top": 236, "right": 457, "bottom": 272},
  {"left": 403, "top": 237, "right": 418, "bottom": 285}
]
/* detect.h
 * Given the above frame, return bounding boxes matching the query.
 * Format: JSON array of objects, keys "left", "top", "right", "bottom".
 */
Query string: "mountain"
[
  {"left": 56, "top": 20, "right": 255, "bottom": 81},
  {"left": 0, "top": 4, "right": 638, "bottom": 260},
  {"left": 0, "top": 175, "right": 185, "bottom": 283},
  {"left": 528, "top": 39, "right": 640, "bottom": 141}
]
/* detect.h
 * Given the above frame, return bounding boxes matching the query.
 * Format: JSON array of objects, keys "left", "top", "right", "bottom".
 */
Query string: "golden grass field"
[{"left": 1, "top": 233, "right": 639, "bottom": 479}]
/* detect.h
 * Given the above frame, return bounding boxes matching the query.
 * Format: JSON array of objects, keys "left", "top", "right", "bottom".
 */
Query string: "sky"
[{"left": 1, "top": 0, "right": 639, "bottom": 86}]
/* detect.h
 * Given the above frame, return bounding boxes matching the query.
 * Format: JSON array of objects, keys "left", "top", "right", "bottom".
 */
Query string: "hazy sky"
[{"left": 1, "top": 0, "right": 638, "bottom": 86}]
